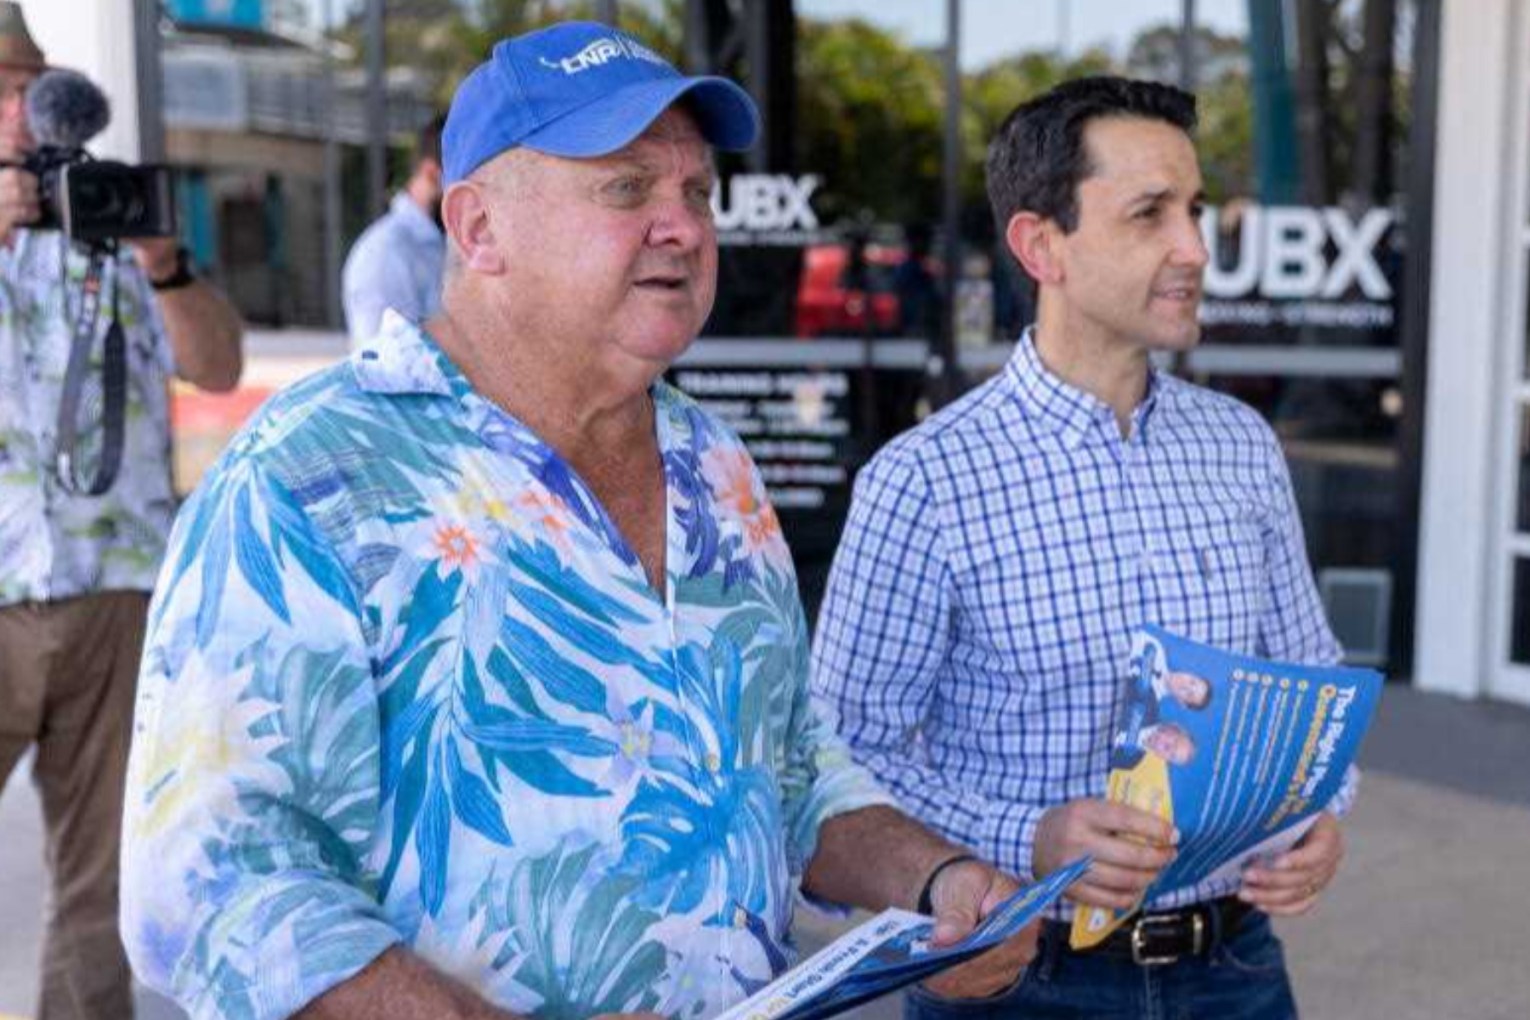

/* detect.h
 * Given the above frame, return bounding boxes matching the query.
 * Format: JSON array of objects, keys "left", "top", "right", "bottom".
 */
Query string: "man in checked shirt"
[{"left": 812, "top": 77, "right": 1351, "bottom": 1019}]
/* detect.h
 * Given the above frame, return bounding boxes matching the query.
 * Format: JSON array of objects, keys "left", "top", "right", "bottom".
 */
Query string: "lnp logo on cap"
[{"left": 539, "top": 35, "right": 668, "bottom": 75}]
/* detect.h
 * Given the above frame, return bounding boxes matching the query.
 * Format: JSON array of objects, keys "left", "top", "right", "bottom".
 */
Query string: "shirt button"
[{"left": 705, "top": 752, "right": 721, "bottom": 773}]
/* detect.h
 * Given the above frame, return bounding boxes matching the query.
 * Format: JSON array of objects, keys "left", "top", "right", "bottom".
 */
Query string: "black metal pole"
[
  {"left": 1390, "top": 0, "right": 1442, "bottom": 679},
  {"left": 1353, "top": 0, "right": 1398, "bottom": 203},
  {"left": 936, "top": 0, "right": 962, "bottom": 407},
  {"left": 364, "top": 0, "right": 387, "bottom": 220},
  {"left": 1179, "top": 0, "right": 1198, "bottom": 93},
  {"left": 1292, "top": 0, "right": 1333, "bottom": 205},
  {"left": 133, "top": 0, "right": 164, "bottom": 162},
  {"left": 323, "top": 0, "right": 343, "bottom": 329},
  {"left": 598, "top": 0, "right": 618, "bottom": 27},
  {"left": 1169, "top": 0, "right": 1198, "bottom": 379}
]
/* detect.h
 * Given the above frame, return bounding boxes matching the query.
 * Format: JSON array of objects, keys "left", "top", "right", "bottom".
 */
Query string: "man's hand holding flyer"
[
  {"left": 1072, "top": 626, "right": 1383, "bottom": 949},
  {"left": 715, "top": 857, "right": 1091, "bottom": 1020}
]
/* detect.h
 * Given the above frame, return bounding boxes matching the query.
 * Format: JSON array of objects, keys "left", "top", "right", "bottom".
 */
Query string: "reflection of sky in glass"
[
  {"left": 254, "top": 1, "right": 1300, "bottom": 72},
  {"left": 265, "top": 0, "right": 326, "bottom": 36},
  {"left": 253, "top": 1, "right": 337, "bottom": 43},
  {"left": 263, "top": 1, "right": 631, "bottom": 38},
  {"left": 796, "top": 0, "right": 1248, "bottom": 69}
]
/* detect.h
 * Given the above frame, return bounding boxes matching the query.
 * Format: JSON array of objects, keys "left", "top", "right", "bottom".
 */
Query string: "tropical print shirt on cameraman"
[
  {"left": 121, "top": 313, "right": 893, "bottom": 1020},
  {"left": 0, "top": 229, "right": 176, "bottom": 606}
]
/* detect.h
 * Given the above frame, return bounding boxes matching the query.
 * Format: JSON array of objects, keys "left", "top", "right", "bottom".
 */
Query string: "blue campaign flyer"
[
  {"left": 1071, "top": 626, "right": 1383, "bottom": 949},
  {"left": 714, "top": 857, "right": 1090, "bottom": 1020}
]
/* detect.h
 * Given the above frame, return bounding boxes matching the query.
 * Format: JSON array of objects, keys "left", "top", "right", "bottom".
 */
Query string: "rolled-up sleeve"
[
  {"left": 775, "top": 584, "right": 895, "bottom": 882},
  {"left": 122, "top": 459, "right": 398, "bottom": 1019}
]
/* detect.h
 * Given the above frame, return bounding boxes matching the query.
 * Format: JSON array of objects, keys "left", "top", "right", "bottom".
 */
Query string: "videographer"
[{"left": 0, "top": 3, "right": 242, "bottom": 1017}]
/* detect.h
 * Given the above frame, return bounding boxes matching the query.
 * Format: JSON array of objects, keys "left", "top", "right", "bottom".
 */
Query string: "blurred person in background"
[
  {"left": 0, "top": 2, "right": 243, "bottom": 1017},
  {"left": 894, "top": 221, "right": 939, "bottom": 340},
  {"left": 342, "top": 113, "right": 447, "bottom": 346}
]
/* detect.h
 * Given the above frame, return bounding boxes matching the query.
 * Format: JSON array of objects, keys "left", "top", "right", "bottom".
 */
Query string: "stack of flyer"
[
  {"left": 1072, "top": 625, "right": 1385, "bottom": 948},
  {"left": 714, "top": 857, "right": 1090, "bottom": 1020}
]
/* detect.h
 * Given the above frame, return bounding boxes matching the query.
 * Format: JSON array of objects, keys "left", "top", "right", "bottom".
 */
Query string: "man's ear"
[
  {"left": 1005, "top": 212, "right": 1065, "bottom": 286},
  {"left": 442, "top": 181, "right": 506, "bottom": 275}
]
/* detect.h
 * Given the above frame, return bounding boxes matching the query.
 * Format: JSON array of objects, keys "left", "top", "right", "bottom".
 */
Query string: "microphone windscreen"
[{"left": 25, "top": 69, "right": 111, "bottom": 150}]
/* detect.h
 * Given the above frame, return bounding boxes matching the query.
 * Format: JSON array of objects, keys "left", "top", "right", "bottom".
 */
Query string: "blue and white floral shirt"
[
  {"left": 122, "top": 313, "right": 892, "bottom": 1020},
  {"left": 0, "top": 230, "right": 176, "bottom": 606}
]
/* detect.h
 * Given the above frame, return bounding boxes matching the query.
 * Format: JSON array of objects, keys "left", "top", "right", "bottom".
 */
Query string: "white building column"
[
  {"left": 1414, "top": 0, "right": 1518, "bottom": 698},
  {"left": 20, "top": 0, "right": 145, "bottom": 161}
]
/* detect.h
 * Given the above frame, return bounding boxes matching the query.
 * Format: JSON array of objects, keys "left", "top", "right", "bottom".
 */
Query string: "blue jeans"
[{"left": 904, "top": 910, "right": 1297, "bottom": 1020}]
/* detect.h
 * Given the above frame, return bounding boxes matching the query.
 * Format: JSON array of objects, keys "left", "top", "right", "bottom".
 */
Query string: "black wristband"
[
  {"left": 916, "top": 852, "right": 979, "bottom": 915},
  {"left": 149, "top": 246, "right": 196, "bottom": 291}
]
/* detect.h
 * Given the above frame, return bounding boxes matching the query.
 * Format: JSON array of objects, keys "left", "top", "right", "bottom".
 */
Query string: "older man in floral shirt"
[
  {"left": 0, "top": 5, "right": 243, "bottom": 1019},
  {"left": 121, "top": 21, "right": 1037, "bottom": 1020}
]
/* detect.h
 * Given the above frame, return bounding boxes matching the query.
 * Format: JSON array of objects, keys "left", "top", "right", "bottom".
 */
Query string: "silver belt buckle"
[{"left": 1129, "top": 911, "right": 1204, "bottom": 966}]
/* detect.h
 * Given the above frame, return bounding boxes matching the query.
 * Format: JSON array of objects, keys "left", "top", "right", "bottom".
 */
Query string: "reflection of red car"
[{"left": 794, "top": 243, "right": 903, "bottom": 337}]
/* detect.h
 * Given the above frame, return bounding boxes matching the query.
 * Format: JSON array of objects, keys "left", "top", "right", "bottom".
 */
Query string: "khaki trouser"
[{"left": 0, "top": 591, "right": 147, "bottom": 1020}]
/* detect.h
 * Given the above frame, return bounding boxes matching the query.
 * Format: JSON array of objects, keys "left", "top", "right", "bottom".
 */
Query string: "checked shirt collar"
[{"left": 1004, "top": 328, "right": 1168, "bottom": 450}]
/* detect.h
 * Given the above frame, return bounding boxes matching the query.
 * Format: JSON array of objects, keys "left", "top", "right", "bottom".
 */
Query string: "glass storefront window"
[
  {"left": 693, "top": 2, "right": 949, "bottom": 613},
  {"left": 1512, "top": 556, "right": 1530, "bottom": 666},
  {"left": 949, "top": 1, "right": 1421, "bottom": 666},
  {"left": 690, "top": 1, "right": 949, "bottom": 341},
  {"left": 1524, "top": 255, "right": 1530, "bottom": 381},
  {"left": 155, "top": 2, "right": 1434, "bottom": 657},
  {"left": 960, "top": 0, "right": 1182, "bottom": 343},
  {"left": 1518, "top": 404, "right": 1530, "bottom": 535}
]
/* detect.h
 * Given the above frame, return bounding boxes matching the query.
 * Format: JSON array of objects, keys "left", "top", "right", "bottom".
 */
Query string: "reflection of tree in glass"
[
  {"left": 325, "top": 1, "right": 684, "bottom": 110},
  {"left": 331, "top": 5, "right": 1410, "bottom": 237}
]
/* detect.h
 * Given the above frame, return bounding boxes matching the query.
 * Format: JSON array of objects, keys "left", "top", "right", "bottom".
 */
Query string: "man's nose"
[
  {"left": 1173, "top": 213, "right": 1210, "bottom": 269},
  {"left": 647, "top": 192, "right": 712, "bottom": 249}
]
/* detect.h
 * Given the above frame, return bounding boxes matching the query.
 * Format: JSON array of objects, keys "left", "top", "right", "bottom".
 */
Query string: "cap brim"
[{"left": 521, "top": 75, "right": 759, "bottom": 158}]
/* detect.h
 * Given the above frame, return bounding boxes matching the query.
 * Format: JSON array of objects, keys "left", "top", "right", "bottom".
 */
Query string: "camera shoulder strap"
[{"left": 54, "top": 249, "right": 127, "bottom": 497}]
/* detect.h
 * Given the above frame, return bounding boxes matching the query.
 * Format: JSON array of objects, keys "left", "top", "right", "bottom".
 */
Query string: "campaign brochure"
[
  {"left": 713, "top": 856, "right": 1091, "bottom": 1020},
  {"left": 1070, "top": 625, "right": 1383, "bottom": 949}
]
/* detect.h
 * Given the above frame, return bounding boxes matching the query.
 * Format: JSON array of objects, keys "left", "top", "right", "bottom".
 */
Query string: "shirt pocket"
[{"left": 1151, "top": 535, "right": 1266, "bottom": 653}]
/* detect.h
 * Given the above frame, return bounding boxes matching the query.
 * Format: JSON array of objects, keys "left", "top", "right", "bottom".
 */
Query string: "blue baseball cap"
[{"left": 442, "top": 21, "right": 760, "bottom": 184}]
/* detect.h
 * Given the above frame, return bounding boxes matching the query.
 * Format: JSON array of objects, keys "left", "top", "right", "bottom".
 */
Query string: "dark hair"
[
  {"left": 416, "top": 113, "right": 446, "bottom": 168},
  {"left": 985, "top": 76, "right": 1197, "bottom": 238}
]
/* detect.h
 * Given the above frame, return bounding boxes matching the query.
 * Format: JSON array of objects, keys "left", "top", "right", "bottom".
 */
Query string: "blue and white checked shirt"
[{"left": 812, "top": 329, "right": 1355, "bottom": 915}]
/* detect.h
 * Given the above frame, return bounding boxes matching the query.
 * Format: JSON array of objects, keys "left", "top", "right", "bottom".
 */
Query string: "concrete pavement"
[{"left": 3, "top": 685, "right": 1528, "bottom": 1019}]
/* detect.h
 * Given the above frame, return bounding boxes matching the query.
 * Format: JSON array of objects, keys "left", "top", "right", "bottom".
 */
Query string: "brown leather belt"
[{"left": 1044, "top": 897, "right": 1254, "bottom": 966}]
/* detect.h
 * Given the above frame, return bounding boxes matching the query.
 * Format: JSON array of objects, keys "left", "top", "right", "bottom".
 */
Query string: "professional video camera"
[
  {"left": 4, "top": 70, "right": 180, "bottom": 498},
  {"left": 15, "top": 68, "right": 175, "bottom": 243}
]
